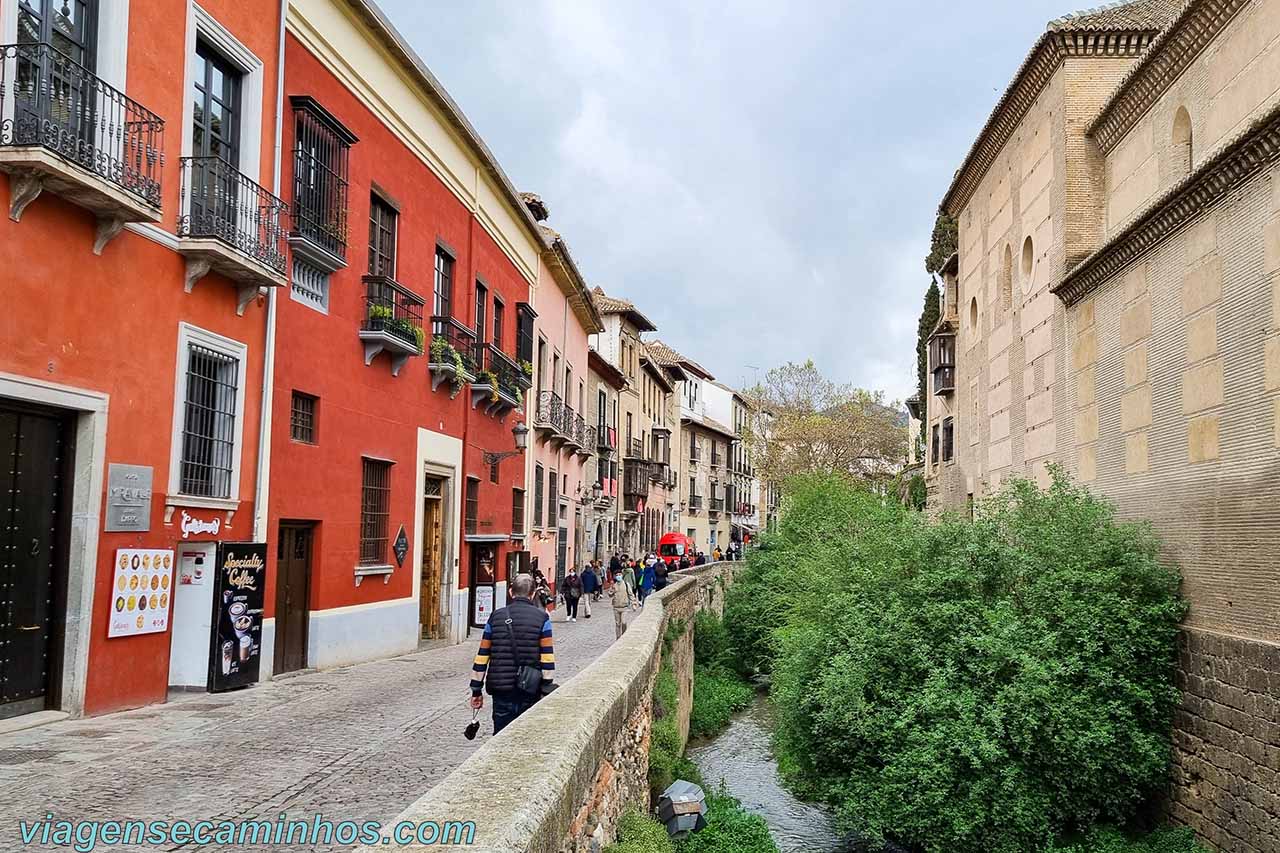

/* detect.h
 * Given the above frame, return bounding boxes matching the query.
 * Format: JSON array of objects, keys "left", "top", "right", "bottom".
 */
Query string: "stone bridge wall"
[{"left": 357, "top": 561, "right": 739, "bottom": 853}]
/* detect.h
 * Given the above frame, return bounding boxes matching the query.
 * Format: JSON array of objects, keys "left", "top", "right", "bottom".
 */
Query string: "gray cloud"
[{"left": 381, "top": 0, "right": 1070, "bottom": 400}]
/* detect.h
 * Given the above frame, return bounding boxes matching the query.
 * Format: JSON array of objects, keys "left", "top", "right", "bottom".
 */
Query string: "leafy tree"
[
  {"left": 740, "top": 362, "right": 906, "bottom": 492},
  {"left": 732, "top": 471, "right": 1189, "bottom": 853},
  {"left": 915, "top": 281, "right": 941, "bottom": 439},
  {"left": 925, "top": 212, "right": 958, "bottom": 275}
]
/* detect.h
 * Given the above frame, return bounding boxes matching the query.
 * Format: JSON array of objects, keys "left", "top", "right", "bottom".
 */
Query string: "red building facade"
[
  {"left": 0, "top": 0, "right": 285, "bottom": 717},
  {"left": 263, "top": 0, "right": 542, "bottom": 675}
]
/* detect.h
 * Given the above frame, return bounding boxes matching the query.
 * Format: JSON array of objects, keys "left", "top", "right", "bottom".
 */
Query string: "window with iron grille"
[
  {"left": 359, "top": 458, "right": 392, "bottom": 565},
  {"left": 434, "top": 246, "right": 453, "bottom": 318},
  {"left": 180, "top": 344, "right": 240, "bottom": 498},
  {"left": 465, "top": 477, "right": 480, "bottom": 535},
  {"left": 368, "top": 193, "right": 397, "bottom": 277},
  {"left": 512, "top": 488, "right": 525, "bottom": 535},
  {"left": 490, "top": 460, "right": 499, "bottom": 484},
  {"left": 291, "top": 96, "right": 355, "bottom": 260},
  {"left": 942, "top": 417, "right": 955, "bottom": 462},
  {"left": 533, "top": 464, "right": 544, "bottom": 529},
  {"left": 291, "top": 256, "right": 330, "bottom": 312},
  {"left": 290, "top": 391, "right": 317, "bottom": 444}
]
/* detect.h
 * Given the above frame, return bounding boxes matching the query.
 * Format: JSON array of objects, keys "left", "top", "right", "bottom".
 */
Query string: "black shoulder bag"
[{"left": 503, "top": 616, "right": 544, "bottom": 698}]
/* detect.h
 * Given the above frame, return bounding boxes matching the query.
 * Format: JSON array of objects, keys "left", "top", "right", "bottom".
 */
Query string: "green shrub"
[
  {"left": 757, "top": 471, "right": 1187, "bottom": 853},
  {"left": 676, "top": 790, "right": 779, "bottom": 853},
  {"left": 689, "top": 666, "right": 753, "bottom": 740},
  {"left": 693, "top": 611, "right": 734, "bottom": 672},
  {"left": 1048, "top": 826, "right": 1207, "bottom": 853},
  {"left": 606, "top": 809, "right": 675, "bottom": 853}
]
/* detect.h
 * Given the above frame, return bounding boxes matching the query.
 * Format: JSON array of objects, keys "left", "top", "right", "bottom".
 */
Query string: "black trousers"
[
  {"left": 492, "top": 692, "right": 536, "bottom": 734},
  {"left": 565, "top": 597, "right": 579, "bottom": 618}
]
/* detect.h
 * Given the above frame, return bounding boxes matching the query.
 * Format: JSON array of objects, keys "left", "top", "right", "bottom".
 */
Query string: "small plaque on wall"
[{"left": 105, "top": 464, "right": 154, "bottom": 532}]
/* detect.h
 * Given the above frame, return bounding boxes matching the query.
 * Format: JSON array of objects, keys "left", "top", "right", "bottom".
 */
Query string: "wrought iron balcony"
[
  {"left": 360, "top": 275, "right": 424, "bottom": 375},
  {"left": 582, "top": 425, "right": 597, "bottom": 457},
  {"left": 688, "top": 495, "right": 703, "bottom": 512},
  {"left": 428, "top": 315, "right": 477, "bottom": 394},
  {"left": 536, "top": 390, "right": 566, "bottom": 439},
  {"left": 178, "top": 156, "right": 288, "bottom": 309},
  {"left": 597, "top": 425, "right": 616, "bottom": 452},
  {"left": 562, "top": 404, "right": 581, "bottom": 450},
  {"left": 289, "top": 96, "right": 354, "bottom": 270},
  {"left": 626, "top": 437, "right": 645, "bottom": 459},
  {"left": 624, "top": 463, "right": 650, "bottom": 498},
  {"left": 470, "top": 343, "right": 523, "bottom": 415},
  {"left": 649, "top": 461, "right": 669, "bottom": 483},
  {"left": 0, "top": 42, "right": 164, "bottom": 250},
  {"left": 710, "top": 497, "right": 724, "bottom": 515}
]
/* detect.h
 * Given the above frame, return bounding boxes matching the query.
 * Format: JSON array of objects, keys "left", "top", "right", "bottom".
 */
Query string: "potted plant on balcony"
[
  {"left": 520, "top": 359, "right": 533, "bottom": 378},
  {"left": 477, "top": 370, "right": 500, "bottom": 402},
  {"left": 429, "top": 336, "right": 469, "bottom": 395},
  {"left": 367, "top": 303, "right": 393, "bottom": 327}
]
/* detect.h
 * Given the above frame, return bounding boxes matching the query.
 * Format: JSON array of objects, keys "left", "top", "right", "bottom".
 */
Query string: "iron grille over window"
[
  {"left": 368, "top": 194, "right": 397, "bottom": 277},
  {"left": 512, "top": 488, "right": 525, "bottom": 535},
  {"left": 359, "top": 459, "right": 392, "bottom": 565},
  {"left": 533, "top": 464, "right": 544, "bottom": 528},
  {"left": 465, "top": 477, "right": 480, "bottom": 535},
  {"left": 290, "top": 392, "right": 317, "bottom": 443},
  {"left": 180, "top": 345, "right": 239, "bottom": 498},
  {"left": 290, "top": 96, "right": 356, "bottom": 260}
]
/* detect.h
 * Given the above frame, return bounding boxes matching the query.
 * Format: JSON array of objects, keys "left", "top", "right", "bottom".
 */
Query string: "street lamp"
[
  {"left": 482, "top": 421, "right": 530, "bottom": 467},
  {"left": 591, "top": 482, "right": 603, "bottom": 502}
]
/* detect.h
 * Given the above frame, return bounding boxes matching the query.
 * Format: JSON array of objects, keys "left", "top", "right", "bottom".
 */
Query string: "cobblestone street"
[{"left": 0, "top": 603, "right": 628, "bottom": 852}]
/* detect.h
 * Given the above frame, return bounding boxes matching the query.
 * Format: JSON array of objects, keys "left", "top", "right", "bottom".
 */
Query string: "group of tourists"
[{"left": 468, "top": 543, "right": 745, "bottom": 735}]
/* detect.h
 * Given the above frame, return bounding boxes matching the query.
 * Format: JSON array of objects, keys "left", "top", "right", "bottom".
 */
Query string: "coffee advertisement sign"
[
  {"left": 207, "top": 542, "right": 267, "bottom": 692},
  {"left": 108, "top": 549, "right": 175, "bottom": 638}
]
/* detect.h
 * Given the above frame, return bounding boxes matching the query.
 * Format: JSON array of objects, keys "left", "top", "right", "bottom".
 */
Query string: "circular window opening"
[{"left": 969, "top": 296, "right": 978, "bottom": 330}]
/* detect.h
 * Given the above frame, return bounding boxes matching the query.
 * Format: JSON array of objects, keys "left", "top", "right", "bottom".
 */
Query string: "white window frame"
[
  {"left": 167, "top": 322, "right": 250, "bottom": 509},
  {"left": 180, "top": 3, "right": 265, "bottom": 185}
]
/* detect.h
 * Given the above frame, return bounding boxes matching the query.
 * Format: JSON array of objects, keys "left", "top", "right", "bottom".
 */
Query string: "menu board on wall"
[
  {"left": 207, "top": 542, "right": 267, "bottom": 693},
  {"left": 108, "top": 549, "right": 175, "bottom": 638}
]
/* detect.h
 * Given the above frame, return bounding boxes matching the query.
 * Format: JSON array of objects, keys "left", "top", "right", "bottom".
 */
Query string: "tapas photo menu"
[{"left": 108, "top": 549, "right": 175, "bottom": 638}]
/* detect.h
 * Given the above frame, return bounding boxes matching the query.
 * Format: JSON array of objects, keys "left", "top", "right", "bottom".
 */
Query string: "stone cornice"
[
  {"left": 1089, "top": 0, "right": 1250, "bottom": 153},
  {"left": 941, "top": 29, "right": 1158, "bottom": 216},
  {"left": 1056, "top": 100, "right": 1280, "bottom": 305}
]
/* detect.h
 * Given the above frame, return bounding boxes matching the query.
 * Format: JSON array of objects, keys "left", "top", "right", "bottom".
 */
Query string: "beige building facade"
[{"left": 926, "top": 1, "right": 1280, "bottom": 847}]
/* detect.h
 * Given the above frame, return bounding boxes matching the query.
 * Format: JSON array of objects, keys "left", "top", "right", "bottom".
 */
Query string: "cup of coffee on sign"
[
  {"left": 220, "top": 641, "right": 234, "bottom": 675},
  {"left": 238, "top": 634, "right": 252, "bottom": 662}
]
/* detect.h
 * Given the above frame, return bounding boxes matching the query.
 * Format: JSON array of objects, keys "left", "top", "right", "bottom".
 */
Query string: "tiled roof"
[
  {"left": 590, "top": 286, "right": 657, "bottom": 331},
  {"left": 647, "top": 340, "right": 714, "bottom": 380},
  {"left": 1049, "top": 0, "right": 1182, "bottom": 31}
]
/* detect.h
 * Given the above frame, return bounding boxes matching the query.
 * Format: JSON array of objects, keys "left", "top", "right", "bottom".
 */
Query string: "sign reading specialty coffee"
[
  {"left": 207, "top": 542, "right": 267, "bottom": 692},
  {"left": 108, "top": 548, "right": 175, "bottom": 637}
]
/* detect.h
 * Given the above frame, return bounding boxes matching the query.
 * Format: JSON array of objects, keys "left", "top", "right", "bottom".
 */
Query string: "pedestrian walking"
[
  {"left": 694, "top": 551, "right": 707, "bottom": 566},
  {"left": 713, "top": 546, "right": 723, "bottom": 561},
  {"left": 580, "top": 563, "right": 598, "bottom": 618},
  {"left": 469, "top": 573, "right": 555, "bottom": 735},
  {"left": 562, "top": 567, "right": 583, "bottom": 622},
  {"left": 638, "top": 559, "right": 656, "bottom": 604},
  {"left": 609, "top": 571, "right": 632, "bottom": 638},
  {"left": 621, "top": 561, "right": 637, "bottom": 601},
  {"left": 609, "top": 551, "right": 623, "bottom": 578},
  {"left": 654, "top": 556, "right": 670, "bottom": 591}
]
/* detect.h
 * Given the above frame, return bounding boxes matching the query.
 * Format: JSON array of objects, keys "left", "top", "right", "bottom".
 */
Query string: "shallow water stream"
[{"left": 685, "top": 694, "right": 855, "bottom": 852}]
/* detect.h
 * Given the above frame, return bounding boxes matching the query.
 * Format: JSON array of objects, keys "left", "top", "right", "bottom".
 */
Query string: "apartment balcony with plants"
[
  {"left": 469, "top": 342, "right": 523, "bottom": 416},
  {"left": 428, "top": 315, "right": 477, "bottom": 395},
  {"left": 0, "top": 39, "right": 165, "bottom": 253},
  {"left": 360, "top": 274, "right": 424, "bottom": 376}
]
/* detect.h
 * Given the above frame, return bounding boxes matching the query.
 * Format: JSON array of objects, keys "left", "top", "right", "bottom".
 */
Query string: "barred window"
[
  {"left": 290, "top": 256, "right": 330, "bottom": 312},
  {"left": 180, "top": 345, "right": 239, "bottom": 498},
  {"left": 290, "top": 392, "right": 317, "bottom": 444},
  {"left": 465, "top": 477, "right": 480, "bottom": 535},
  {"left": 291, "top": 96, "right": 355, "bottom": 260},
  {"left": 359, "top": 459, "right": 392, "bottom": 565}
]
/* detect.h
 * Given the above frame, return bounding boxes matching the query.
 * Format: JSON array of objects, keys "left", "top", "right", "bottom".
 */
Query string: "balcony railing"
[
  {"left": 360, "top": 275, "right": 424, "bottom": 375},
  {"left": 627, "top": 438, "right": 645, "bottom": 459},
  {"left": 624, "top": 463, "right": 650, "bottom": 497},
  {"left": 488, "top": 345, "right": 525, "bottom": 401},
  {"left": 933, "top": 365, "right": 957, "bottom": 395},
  {"left": 688, "top": 495, "right": 703, "bottom": 511},
  {"left": 429, "top": 316, "right": 479, "bottom": 373},
  {"left": 179, "top": 155, "right": 288, "bottom": 277},
  {"left": 710, "top": 497, "right": 724, "bottom": 514},
  {"left": 583, "top": 425, "right": 597, "bottom": 454},
  {"left": 470, "top": 343, "right": 523, "bottom": 413},
  {"left": 536, "top": 390, "right": 566, "bottom": 435},
  {"left": 597, "top": 425, "right": 616, "bottom": 452},
  {"left": 0, "top": 42, "right": 165, "bottom": 215},
  {"left": 566, "top": 410, "right": 586, "bottom": 450},
  {"left": 290, "top": 100, "right": 351, "bottom": 262}
]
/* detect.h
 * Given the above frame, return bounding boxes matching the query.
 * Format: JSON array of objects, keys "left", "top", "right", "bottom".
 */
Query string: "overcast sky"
[{"left": 381, "top": 0, "right": 1072, "bottom": 401}]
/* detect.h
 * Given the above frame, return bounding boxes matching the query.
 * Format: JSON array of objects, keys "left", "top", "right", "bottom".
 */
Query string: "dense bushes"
[
  {"left": 606, "top": 809, "right": 675, "bottom": 853},
  {"left": 733, "top": 471, "right": 1190, "bottom": 853},
  {"left": 690, "top": 611, "right": 754, "bottom": 739},
  {"left": 1047, "top": 825, "right": 1205, "bottom": 853}
]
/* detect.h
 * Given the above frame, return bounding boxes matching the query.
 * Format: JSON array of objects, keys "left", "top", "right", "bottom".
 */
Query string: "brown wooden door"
[
  {"left": 0, "top": 404, "right": 71, "bottom": 719},
  {"left": 274, "top": 524, "right": 311, "bottom": 675},
  {"left": 420, "top": 486, "right": 444, "bottom": 639}
]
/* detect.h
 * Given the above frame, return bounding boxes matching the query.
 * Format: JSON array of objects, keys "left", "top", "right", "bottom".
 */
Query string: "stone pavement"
[{"left": 0, "top": 600, "right": 631, "bottom": 852}]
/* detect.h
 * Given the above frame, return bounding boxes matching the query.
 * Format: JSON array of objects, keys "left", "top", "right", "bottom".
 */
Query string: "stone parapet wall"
[
  {"left": 1168, "top": 627, "right": 1280, "bottom": 853},
  {"left": 356, "top": 562, "right": 736, "bottom": 853}
]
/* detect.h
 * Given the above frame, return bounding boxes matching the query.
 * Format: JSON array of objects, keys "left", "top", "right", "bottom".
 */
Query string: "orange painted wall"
[
  {"left": 270, "top": 34, "right": 529, "bottom": 621},
  {"left": 0, "top": 0, "right": 283, "bottom": 715}
]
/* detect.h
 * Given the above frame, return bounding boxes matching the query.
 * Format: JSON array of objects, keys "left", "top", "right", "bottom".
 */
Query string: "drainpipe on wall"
[{"left": 253, "top": 0, "right": 288, "bottom": 544}]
